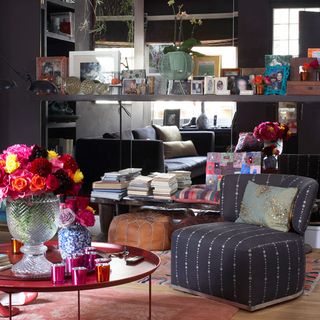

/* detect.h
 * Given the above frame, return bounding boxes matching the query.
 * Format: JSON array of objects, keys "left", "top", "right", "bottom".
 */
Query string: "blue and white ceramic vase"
[{"left": 58, "top": 224, "right": 92, "bottom": 259}]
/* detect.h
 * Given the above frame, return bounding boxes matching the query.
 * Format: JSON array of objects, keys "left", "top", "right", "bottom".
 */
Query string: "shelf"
[
  {"left": 47, "top": 122, "right": 76, "bottom": 129},
  {"left": 46, "top": 31, "right": 75, "bottom": 43},
  {"left": 46, "top": 0, "right": 75, "bottom": 10},
  {"left": 37, "top": 94, "right": 320, "bottom": 103}
]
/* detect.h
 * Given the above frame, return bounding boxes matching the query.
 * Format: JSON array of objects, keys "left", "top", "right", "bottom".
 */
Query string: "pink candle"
[
  {"left": 72, "top": 267, "right": 87, "bottom": 285},
  {"left": 51, "top": 263, "right": 65, "bottom": 284},
  {"left": 66, "top": 255, "right": 80, "bottom": 274}
]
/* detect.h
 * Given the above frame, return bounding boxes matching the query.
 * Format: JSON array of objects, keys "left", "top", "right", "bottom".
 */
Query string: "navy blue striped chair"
[{"left": 171, "top": 174, "right": 318, "bottom": 311}]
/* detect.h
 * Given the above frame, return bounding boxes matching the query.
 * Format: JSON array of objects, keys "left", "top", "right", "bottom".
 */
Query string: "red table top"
[{"left": 0, "top": 241, "right": 160, "bottom": 293}]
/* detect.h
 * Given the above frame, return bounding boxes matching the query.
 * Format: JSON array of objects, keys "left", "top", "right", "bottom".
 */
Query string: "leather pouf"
[{"left": 108, "top": 212, "right": 172, "bottom": 251}]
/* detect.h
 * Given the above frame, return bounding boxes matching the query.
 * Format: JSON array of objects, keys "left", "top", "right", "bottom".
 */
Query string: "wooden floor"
[{"left": 233, "top": 250, "right": 320, "bottom": 320}]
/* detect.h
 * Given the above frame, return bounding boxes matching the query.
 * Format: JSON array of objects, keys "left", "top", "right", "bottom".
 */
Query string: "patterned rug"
[{"left": 304, "top": 256, "right": 320, "bottom": 295}]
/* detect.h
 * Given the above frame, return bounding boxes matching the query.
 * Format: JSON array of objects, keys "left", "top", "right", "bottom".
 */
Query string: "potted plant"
[{"left": 160, "top": 0, "right": 203, "bottom": 80}]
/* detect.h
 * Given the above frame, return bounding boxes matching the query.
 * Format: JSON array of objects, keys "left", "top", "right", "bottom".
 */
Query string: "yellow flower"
[
  {"left": 5, "top": 154, "right": 20, "bottom": 174},
  {"left": 73, "top": 169, "right": 84, "bottom": 183},
  {"left": 86, "top": 206, "right": 95, "bottom": 214},
  {"left": 48, "top": 150, "right": 58, "bottom": 160}
]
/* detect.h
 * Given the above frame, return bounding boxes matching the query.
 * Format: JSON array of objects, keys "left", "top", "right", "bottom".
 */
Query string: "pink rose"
[
  {"left": 3, "top": 144, "right": 32, "bottom": 164},
  {"left": 46, "top": 174, "right": 60, "bottom": 192},
  {"left": 64, "top": 198, "right": 77, "bottom": 212},
  {"left": 0, "top": 167, "right": 6, "bottom": 185},
  {"left": 58, "top": 206, "right": 76, "bottom": 227},
  {"left": 76, "top": 209, "right": 95, "bottom": 227}
]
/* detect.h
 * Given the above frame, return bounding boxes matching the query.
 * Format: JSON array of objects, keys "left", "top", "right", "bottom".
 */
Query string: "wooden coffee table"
[{"left": 0, "top": 241, "right": 160, "bottom": 320}]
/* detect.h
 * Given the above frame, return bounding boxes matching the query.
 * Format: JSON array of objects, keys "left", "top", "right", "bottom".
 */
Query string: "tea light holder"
[
  {"left": 72, "top": 267, "right": 87, "bottom": 285},
  {"left": 51, "top": 263, "right": 65, "bottom": 284},
  {"left": 11, "top": 238, "right": 23, "bottom": 254},
  {"left": 95, "top": 263, "right": 110, "bottom": 283},
  {"left": 66, "top": 255, "right": 81, "bottom": 274},
  {"left": 85, "top": 251, "right": 97, "bottom": 271}
]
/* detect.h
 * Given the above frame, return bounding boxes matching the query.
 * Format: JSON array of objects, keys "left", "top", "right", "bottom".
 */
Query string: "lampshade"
[
  {"left": 0, "top": 79, "right": 17, "bottom": 90},
  {"left": 28, "top": 79, "right": 58, "bottom": 95}
]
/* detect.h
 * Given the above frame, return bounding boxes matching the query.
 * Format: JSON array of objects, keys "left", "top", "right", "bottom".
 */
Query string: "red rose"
[
  {"left": 46, "top": 174, "right": 60, "bottom": 192},
  {"left": 76, "top": 209, "right": 95, "bottom": 227},
  {"left": 310, "top": 59, "right": 319, "bottom": 69},
  {"left": 59, "top": 154, "right": 78, "bottom": 173},
  {"left": 64, "top": 198, "right": 77, "bottom": 211}
]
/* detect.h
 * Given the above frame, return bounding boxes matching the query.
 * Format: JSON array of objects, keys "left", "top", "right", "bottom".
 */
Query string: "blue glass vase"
[{"left": 58, "top": 224, "right": 92, "bottom": 259}]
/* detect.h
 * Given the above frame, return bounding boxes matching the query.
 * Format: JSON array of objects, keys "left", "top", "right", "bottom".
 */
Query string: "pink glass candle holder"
[
  {"left": 66, "top": 255, "right": 81, "bottom": 274},
  {"left": 84, "top": 246, "right": 96, "bottom": 253},
  {"left": 73, "top": 252, "right": 85, "bottom": 267},
  {"left": 85, "top": 251, "right": 98, "bottom": 271},
  {"left": 95, "top": 263, "right": 110, "bottom": 283},
  {"left": 51, "top": 263, "right": 65, "bottom": 284},
  {"left": 72, "top": 267, "right": 87, "bottom": 285}
]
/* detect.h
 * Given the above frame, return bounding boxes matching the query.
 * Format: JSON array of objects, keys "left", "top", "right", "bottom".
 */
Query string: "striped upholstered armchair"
[{"left": 171, "top": 174, "right": 318, "bottom": 311}]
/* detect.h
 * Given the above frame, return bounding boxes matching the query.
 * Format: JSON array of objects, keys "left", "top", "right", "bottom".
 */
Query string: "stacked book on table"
[
  {"left": 151, "top": 173, "right": 178, "bottom": 200},
  {"left": 127, "top": 175, "right": 153, "bottom": 197},
  {"left": 0, "top": 253, "right": 12, "bottom": 271},
  {"left": 91, "top": 168, "right": 141, "bottom": 200},
  {"left": 170, "top": 170, "right": 192, "bottom": 189}
]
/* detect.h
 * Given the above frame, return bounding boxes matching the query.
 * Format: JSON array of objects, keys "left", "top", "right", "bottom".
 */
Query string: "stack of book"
[
  {"left": 171, "top": 170, "right": 192, "bottom": 189},
  {"left": 151, "top": 173, "right": 178, "bottom": 200},
  {"left": 0, "top": 253, "right": 12, "bottom": 271},
  {"left": 127, "top": 176, "right": 153, "bottom": 197}
]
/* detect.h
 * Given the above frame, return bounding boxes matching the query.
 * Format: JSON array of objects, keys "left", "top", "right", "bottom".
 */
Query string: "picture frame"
[
  {"left": 265, "top": 55, "right": 292, "bottom": 67},
  {"left": 214, "top": 77, "right": 228, "bottom": 93},
  {"left": 122, "top": 79, "right": 137, "bottom": 94},
  {"left": 193, "top": 56, "right": 222, "bottom": 77},
  {"left": 234, "top": 76, "right": 251, "bottom": 94},
  {"left": 69, "top": 50, "right": 121, "bottom": 83},
  {"left": 163, "top": 109, "right": 181, "bottom": 127},
  {"left": 121, "top": 69, "right": 146, "bottom": 80},
  {"left": 145, "top": 44, "right": 170, "bottom": 75},
  {"left": 191, "top": 80, "right": 203, "bottom": 95},
  {"left": 278, "top": 102, "right": 297, "bottom": 134},
  {"left": 36, "top": 56, "right": 68, "bottom": 93},
  {"left": 264, "top": 65, "right": 290, "bottom": 96},
  {"left": 221, "top": 68, "right": 241, "bottom": 94},
  {"left": 167, "top": 80, "right": 191, "bottom": 95},
  {"left": 204, "top": 76, "right": 214, "bottom": 94}
]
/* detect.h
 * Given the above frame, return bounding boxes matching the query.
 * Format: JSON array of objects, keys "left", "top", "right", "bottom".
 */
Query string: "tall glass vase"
[{"left": 6, "top": 194, "right": 60, "bottom": 278}]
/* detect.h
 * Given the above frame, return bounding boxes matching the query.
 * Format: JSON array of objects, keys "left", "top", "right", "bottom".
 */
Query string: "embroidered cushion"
[
  {"left": 163, "top": 140, "right": 198, "bottom": 159},
  {"left": 236, "top": 180, "right": 298, "bottom": 232}
]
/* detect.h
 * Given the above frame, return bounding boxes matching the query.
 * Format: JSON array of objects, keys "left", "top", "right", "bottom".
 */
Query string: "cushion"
[
  {"left": 236, "top": 180, "right": 298, "bottom": 232},
  {"left": 102, "top": 130, "right": 133, "bottom": 140},
  {"left": 108, "top": 211, "right": 172, "bottom": 251},
  {"left": 153, "top": 124, "right": 182, "bottom": 142},
  {"left": 132, "top": 126, "right": 156, "bottom": 140},
  {"left": 173, "top": 184, "right": 221, "bottom": 205},
  {"left": 164, "top": 140, "right": 198, "bottom": 159},
  {"left": 235, "top": 132, "right": 263, "bottom": 152},
  {"left": 165, "top": 156, "right": 207, "bottom": 177}
]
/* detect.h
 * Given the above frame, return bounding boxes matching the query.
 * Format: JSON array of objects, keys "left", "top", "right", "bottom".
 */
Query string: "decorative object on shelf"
[
  {"left": 147, "top": 76, "right": 155, "bottom": 94},
  {"left": 122, "top": 79, "right": 137, "bottom": 94},
  {"left": 204, "top": 76, "right": 214, "bottom": 94},
  {"left": 196, "top": 112, "right": 210, "bottom": 129},
  {"left": 163, "top": 109, "right": 180, "bottom": 127},
  {"left": 64, "top": 76, "right": 81, "bottom": 95},
  {"left": 265, "top": 55, "right": 292, "bottom": 67},
  {"left": 300, "top": 63, "right": 310, "bottom": 81},
  {"left": 191, "top": 79, "right": 203, "bottom": 95},
  {"left": 214, "top": 77, "right": 228, "bottom": 94},
  {"left": 80, "top": 79, "right": 95, "bottom": 95},
  {"left": 253, "top": 122, "right": 291, "bottom": 170},
  {"left": 234, "top": 76, "right": 251, "bottom": 94},
  {"left": 58, "top": 197, "right": 95, "bottom": 259},
  {"left": 95, "top": 82, "right": 109, "bottom": 95},
  {"left": 306, "top": 59, "right": 320, "bottom": 81},
  {"left": 146, "top": 44, "right": 168, "bottom": 75},
  {"left": 121, "top": 69, "right": 146, "bottom": 80},
  {"left": 193, "top": 56, "right": 222, "bottom": 77},
  {"left": 0, "top": 144, "right": 84, "bottom": 278},
  {"left": 49, "top": 12, "right": 75, "bottom": 37},
  {"left": 264, "top": 65, "right": 290, "bottom": 95},
  {"left": 252, "top": 75, "right": 270, "bottom": 95},
  {"left": 36, "top": 56, "right": 68, "bottom": 93},
  {"left": 48, "top": 101, "right": 74, "bottom": 116},
  {"left": 221, "top": 68, "right": 241, "bottom": 94},
  {"left": 167, "top": 79, "right": 191, "bottom": 95}
]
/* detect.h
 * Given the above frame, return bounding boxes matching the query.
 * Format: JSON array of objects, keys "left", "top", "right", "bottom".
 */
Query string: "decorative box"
[{"left": 286, "top": 81, "right": 320, "bottom": 95}]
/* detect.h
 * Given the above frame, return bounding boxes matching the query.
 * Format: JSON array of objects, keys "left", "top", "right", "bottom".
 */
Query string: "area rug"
[{"left": 304, "top": 256, "right": 320, "bottom": 295}]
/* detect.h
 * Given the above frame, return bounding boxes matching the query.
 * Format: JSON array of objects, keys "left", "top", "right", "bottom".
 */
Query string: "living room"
[{"left": 0, "top": 0, "right": 320, "bottom": 319}]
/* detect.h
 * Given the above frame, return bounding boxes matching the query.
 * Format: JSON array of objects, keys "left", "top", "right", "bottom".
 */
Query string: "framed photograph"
[
  {"left": 163, "top": 109, "right": 181, "bottom": 127},
  {"left": 191, "top": 80, "right": 203, "bottom": 95},
  {"left": 221, "top": 68, "right": 241, "bottom": 77},
  {"left": 241, "top": 68, "right": 265, "bottom": 76},
  {"left": 122, "top": 79, "right": 137, "bottom": 94},
  {"left": 69, "top": 50, "right": 121, "bottom": 84},
  {"left": 204, "top": 76, "right": 214, "bottom": 94},
  {"left": 121, "top": 69, "right": 146, "bottom": 80},
  {"left": 36, "top": 56, "right": 68, "bottom": 93},
  {"left": 49, "top": 12, "right": 75, "bottom": 37},
  {"left": 167, "top": 80, "right": 191, "bottom": 95},
  {"left": 193, "top": 56, "right": 221, "bottom": 77},
  {"left": 145, "top": 44, "right": 170, "bottom": 75},
  {"left": 214, "top": 77, "right": 228, "bottom": 93},
  {"left": 265, "top": 55, "right": 292, "bottom": 67},
  {"left": 234, "top": 76, "right": 251, "bottom": 94},
  {"left": 264, "top": 65, "right": 290, "bottom": 95}
]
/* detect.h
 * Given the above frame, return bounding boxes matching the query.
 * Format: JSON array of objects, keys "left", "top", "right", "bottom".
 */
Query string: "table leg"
[
  {"left": 78, "top": 290, "right": 80, "bottom": 320},
  {"left": 9, "top": 293, "right": 12, "bottom": 320},
  {"left": 149, "top": 275, "right": 152, "bottom": 319}
]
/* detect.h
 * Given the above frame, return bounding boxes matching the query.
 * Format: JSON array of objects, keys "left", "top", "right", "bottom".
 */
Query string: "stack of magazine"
[
  {"left": 127, "top": 176, "right": 153, "bottom": 197},
  {"left": 170, "top": 170, "right": 192, "bottom": 189},
  {"left": 151, "top": 173, "right": 178, "bottom": 200}
]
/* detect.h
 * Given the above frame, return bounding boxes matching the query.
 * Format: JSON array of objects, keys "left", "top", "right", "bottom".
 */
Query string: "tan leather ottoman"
[{"left": 108, "top": 211, "right": 173, "bottom": 251}]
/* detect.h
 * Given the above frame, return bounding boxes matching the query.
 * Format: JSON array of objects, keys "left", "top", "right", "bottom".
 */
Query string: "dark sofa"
[{"left": 75, "top": 128, "right": 215, "bottom": 194}]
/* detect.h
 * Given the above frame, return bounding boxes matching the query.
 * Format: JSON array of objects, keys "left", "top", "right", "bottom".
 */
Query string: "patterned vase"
[
  {"left": 58, "top": 224, "right": 92, "bottom": 259},
  {"left": 6, "top": 193, "right": 60, "bottom": 278}
]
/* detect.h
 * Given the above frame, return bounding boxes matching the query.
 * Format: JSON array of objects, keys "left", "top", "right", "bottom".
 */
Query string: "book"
[
  {"left": 0, "top": 264, "right": 12, "bottom": 271},
  {"left": 92, "top": 181, "right": 129, "bottom": 190},
  {"left": 91, "top": 190, "right": 126, "bottom": 200}
]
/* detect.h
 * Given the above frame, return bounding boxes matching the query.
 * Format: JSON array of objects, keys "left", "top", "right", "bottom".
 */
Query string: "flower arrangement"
[
  {"left": 59, "top": 197, "right": 95, "bottom": 228},
  {"left": 302, "top": 59, "right": 319, "bottom": 72},
  {"left": 252, "top": 75, "right": 271, "bottom": 86},
  {"left": 253, "top": 122, "right": 291, "bottom": 156},
  {"left": 0, "top": 144, "right": 83, "bottom": 201},
  {"left": 164, "top": 0, "right": 203, "bottom": 55}
]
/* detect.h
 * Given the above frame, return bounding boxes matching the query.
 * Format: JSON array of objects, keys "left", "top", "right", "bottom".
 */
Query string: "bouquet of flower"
[
  {"left": 252, "top": 75, "right": 271, "bottom": 86},
  {"left": 0, "top": 144, "right": 83, "bottom": 201},
  {"left": 59, "top": 197, "right": 95, "bottom": 228}
]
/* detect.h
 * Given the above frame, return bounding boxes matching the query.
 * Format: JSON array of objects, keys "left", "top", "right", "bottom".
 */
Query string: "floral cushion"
[
  {"left": 236, "top": 180, "right": 298, "bottom": 232},
  {"left": 235, "top": 132, "right": 263, "bottom": 152}
]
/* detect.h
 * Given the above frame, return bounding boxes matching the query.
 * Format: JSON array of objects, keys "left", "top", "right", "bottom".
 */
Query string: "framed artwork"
[
  {"left": 193, "top": 56, "right": 221, "bottom": 77},
  {"left": 163, "top": 109, "right": 181, "bottom": 127},
  {"left": 241, "top": 67, "right": 266, "bottom": 76},
  {"left": 167, "top": 80, "right": 191, "bottom": 95},
  {"left": 221, "top": 69, "right": 241, "bottom": 94},
  {"left": 264, "top": 65, "right": 290, "bottom": 95},
  {"left": 265, "top": 55, "right": 292, "bottom": 67},
  {"left": 69, "top": 50, "right": 121, "bottom": 83},
  {"left": 145, "top": 44, "right": 170, "bottom": 75},
  {"left": 204, "top": 76, "right": 214, "bottom": 94},
  {"left": 214, "top": 77, "right": 228, "bottom": 93},
  {"left": 121, "top": 69, "right": 146, "bottom": 80},
  {"left": 234, "top": 76, "right": 251, "bottom": 94},
  {"left": 278, "top": 102, "right": 297, "bottom": 134},
  {"left": 36, "top": 56, "right": 68, "bottom": 93},
  {"left": 191, "top": 80, "right": 203, "bottom": 95},
  {"left": 122, "top": 79, "right": 137, "bottom": 94}
]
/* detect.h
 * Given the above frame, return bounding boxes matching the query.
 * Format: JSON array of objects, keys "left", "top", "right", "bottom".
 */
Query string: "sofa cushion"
[
  {"left": 132, "top": 126, "right": 157, "bottom": 140},
  {"left": 164, "top": 140, "right": 198, "bottom": 159},
  {"left": 236, "top": 180, "right": 298, "bottom": 232},
  {"left": 153, "top": 124, "right": 182, "bottom": 142},
  {"left": 165, "top": 156, "right": 207, "bottom": 177},
  {"left": 102, "top": 130, "right": 133, "bottom": 140}
]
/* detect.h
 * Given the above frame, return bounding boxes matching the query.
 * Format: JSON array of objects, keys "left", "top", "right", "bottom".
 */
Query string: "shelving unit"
[{"left": 41, "top": 0, "right": 76, "bottom": 153}]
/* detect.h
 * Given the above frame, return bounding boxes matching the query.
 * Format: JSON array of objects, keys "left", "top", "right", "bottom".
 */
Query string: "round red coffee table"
[{"left": 0, "top": 241, "right": 160, "bottom": 320}]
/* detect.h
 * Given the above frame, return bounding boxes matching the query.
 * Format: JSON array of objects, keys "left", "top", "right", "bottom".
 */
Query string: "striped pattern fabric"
[{"left": 171, "top": 174, "right": 318, "bottom": 310}]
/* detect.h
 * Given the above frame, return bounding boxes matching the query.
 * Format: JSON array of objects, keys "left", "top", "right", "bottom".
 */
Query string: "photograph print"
[
  {"left": 204, "top": 76, "right": 214, "bottom": 94},
  {"left": 265, "top": 65, "right": 290, "bottom": 95},
  {"left": 191, "top": 80, "right": 203, "bottom": 95},
  {"left": 163, "top": 109, "right": 181, "bottom": 127},
  {"left": 214, "top": 77, "right": 228, "bottom": 93},
  {"left": 122, "top": 79, "right": 137, "bottom": 94},
  {"left": 234, "top": 76, "right": 251, "bottom": 94}
]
